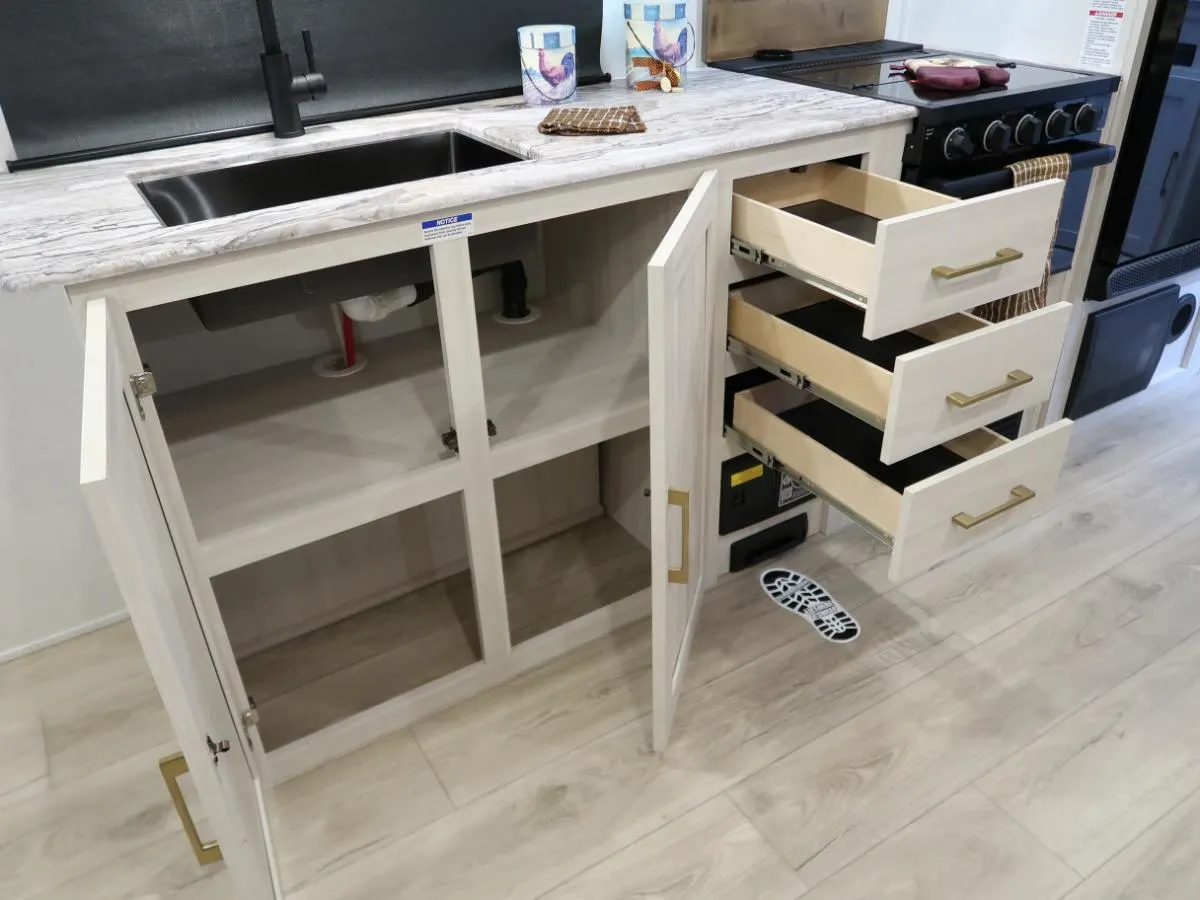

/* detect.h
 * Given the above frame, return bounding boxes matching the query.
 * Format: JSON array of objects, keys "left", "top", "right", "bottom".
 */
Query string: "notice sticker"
[
  {"left": 1080, "top": 0, "right": 1128, "bottom": 71},
  {"left": 421, "top": 213, "right": 475, "bottom": 243}
]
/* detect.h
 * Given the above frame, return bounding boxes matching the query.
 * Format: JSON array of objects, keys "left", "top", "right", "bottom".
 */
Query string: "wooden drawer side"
[
  {"left": 728, "top": 291, "right": 893, "bottom": 422},
  {"left": 819, "top": 165, "right": 955, "bottom": 220},
  {"left": 732, "top": 387, "right": 903, "bottom": 537}
]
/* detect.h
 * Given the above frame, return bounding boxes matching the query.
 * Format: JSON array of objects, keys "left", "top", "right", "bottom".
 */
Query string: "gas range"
[{"left": 712, "top": 41, "right": 1120, "bottom": 178}]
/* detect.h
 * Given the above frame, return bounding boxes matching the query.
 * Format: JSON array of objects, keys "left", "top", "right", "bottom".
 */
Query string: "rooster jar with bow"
[
  {"left": 625, "top": 3, "right": 693, "bottom": 93},
  {"left": 519, "top": 24, "right": 578, "bottom": 106}
]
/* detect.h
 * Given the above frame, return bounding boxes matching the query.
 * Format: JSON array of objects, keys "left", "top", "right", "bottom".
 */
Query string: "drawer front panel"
[
  {"left": 890, "top": 419, "right": 1074, "bottom": 582},
  {"left": 732, "top": 166, "right": 1066, "bottom": 340},
  {"left": 731, "top": 383, "right": 1074, "bottom": 584},
  {"left": 884, "top": 301, "right": 1073, "bottom": 462},
  {"left": 867, "top": 180, "right": 1064, "bottom": 338}
]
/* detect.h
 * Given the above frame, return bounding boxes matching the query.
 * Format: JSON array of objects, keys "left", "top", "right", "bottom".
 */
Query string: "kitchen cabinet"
[{"left": 57, "top": 114, "right": 1074, "bottom": 900}]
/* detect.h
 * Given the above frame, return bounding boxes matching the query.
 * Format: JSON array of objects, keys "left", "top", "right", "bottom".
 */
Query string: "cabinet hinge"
[
  {"left": 129, "top": 369, "right": 157, "bottom": 420},
  {"left": 442, "top": 419, "right": 497, "bottom": 455},
  {"left": 206, "top": 735, "right": 232, "bottom": 765}
]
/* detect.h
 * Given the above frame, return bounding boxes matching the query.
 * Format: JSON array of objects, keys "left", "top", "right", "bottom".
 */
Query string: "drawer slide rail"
[
  {"left": 730, "top": 238, "right": 868, "bottom": 310},
  {"left": 724, "top": 425, "right": 895, "bottom": 549}
]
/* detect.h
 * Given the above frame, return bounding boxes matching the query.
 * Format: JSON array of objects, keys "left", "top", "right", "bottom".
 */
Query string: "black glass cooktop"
[
  {"left": 712, "top": 42, "right": 1120, "bottom": 120},
  {"left": 789, "top": 53, "right": 1100, "bottom": 107}
]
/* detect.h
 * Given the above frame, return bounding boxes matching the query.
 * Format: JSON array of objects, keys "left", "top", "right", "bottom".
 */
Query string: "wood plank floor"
[{"left": 4, "top": 372, "right": 1200, "bottom": 900}]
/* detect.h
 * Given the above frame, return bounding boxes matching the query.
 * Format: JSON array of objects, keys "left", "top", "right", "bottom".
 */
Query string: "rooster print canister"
[
  {"left": 625, "top": 3, "right": 691, "bottom": 92},
  {"left": 519, "top": 25, "right": 578, "bottom": 107}
]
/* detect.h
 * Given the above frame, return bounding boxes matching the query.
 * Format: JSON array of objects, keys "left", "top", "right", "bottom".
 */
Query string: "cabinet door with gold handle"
[
  {"left": 649, "top": 170, "right": 718, "bottom": 754},
  {"left": 666, "top": 489, "right": 690, "bottom": 584},
  {"left": 81, "top": 296, "right": 276, "bottom": 898},
  {"left": 159, "top": 752, "right": 223, "bottom": 865}
]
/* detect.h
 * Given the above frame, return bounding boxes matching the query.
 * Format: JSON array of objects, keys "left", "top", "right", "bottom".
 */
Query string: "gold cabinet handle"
[
  {"left": 932, "top": 248, "right": 1024, "bottom": 280},
  {"left": 667, "top": 488, "right": 690, "bottom": 585},
  {"left": 946, "top": 370, "right": 1034, "bottom": 408},
  {"left": 952, "top": 485, "right": 1036, "bottom": 530},
  {"left": 159, "top": 752, "right": 223, "bottom": 866}
]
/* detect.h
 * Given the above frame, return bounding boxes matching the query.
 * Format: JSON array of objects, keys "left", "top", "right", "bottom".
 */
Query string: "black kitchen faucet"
[{"left": 256, "top": 0, "right": 327, "bottom": 137}]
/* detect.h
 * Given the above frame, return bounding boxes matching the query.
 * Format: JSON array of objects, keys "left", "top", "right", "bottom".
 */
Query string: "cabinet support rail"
[{"left": 723, "top": 426, "right": 895, "bottom": 549}]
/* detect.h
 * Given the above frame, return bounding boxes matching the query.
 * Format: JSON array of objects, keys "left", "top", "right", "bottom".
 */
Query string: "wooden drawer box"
[
  {"left": 731, "top": 163, "right": 1064, "bottom": 338},
  {"left": 730, "top": 381, "right": 1073, "bottom": 583},
  {"left": 728, "top": 279, "right": 1072, "bottom": 463}
]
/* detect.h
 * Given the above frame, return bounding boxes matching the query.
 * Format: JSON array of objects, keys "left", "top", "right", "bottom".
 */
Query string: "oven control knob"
[
  {"left": 1073, "top": 103, "right": 1100, "bottom": 133},
  {"left": 943, "top": 126, "right": 976, "bottom": 161},
  {"left": 1015, "top": 114, "right": 1044, "bottom": 146},
  {"left": 1046, "top": 109, "right": 1072, "bottom": 141},
  {"left": 983, "top": 120, "right": 1012, "bottom": 153}
]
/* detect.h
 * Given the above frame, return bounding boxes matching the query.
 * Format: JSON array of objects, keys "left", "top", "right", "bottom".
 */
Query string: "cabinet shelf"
[
  {"left": 157, "top": 301, "right": 648, "bottom": 575},
  {"left": 481, "top": 314, "right": 649, "bottom": 479}
]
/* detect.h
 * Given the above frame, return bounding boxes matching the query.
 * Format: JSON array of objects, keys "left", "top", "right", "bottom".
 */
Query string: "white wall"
[
  {"left": 888, "top": 0, "right": 1144, "bottom": 72},
  {"left": 0, "top": 292, "right": 126, "bottom": 662}
]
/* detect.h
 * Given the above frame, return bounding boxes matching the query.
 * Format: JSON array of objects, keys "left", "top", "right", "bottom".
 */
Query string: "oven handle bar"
[{"left": 925, "top": 141, "right": 1116, "bottom": 199}]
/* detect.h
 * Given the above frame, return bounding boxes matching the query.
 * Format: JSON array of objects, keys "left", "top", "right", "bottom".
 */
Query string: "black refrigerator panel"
[{"left": 1066, "top": 285, "right": 1183, "bottom": 419}]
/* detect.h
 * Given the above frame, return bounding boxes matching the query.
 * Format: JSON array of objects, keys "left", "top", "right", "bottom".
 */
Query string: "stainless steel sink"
[{"left": 136, "top": 131, "right": 525, "bottom": 227}]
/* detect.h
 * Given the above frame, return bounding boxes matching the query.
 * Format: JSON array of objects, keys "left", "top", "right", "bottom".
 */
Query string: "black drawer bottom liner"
[
  {"left": 782, "top": 200, "right": 881, "bottom": 245},
  {"left": 777, "top": 299, "right": 931, "bottom": 372},
  {"left": 777, "top": 399, "right": 964, "bottom": 493}
]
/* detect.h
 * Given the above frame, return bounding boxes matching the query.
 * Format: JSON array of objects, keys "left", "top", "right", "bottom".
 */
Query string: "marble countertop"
[{"left": 0, "top": 69, "right": 914, "bottom": 293}]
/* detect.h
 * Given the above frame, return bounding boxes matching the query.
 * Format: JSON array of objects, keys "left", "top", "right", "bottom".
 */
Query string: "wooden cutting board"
[{"left": 705, "top": 0, "right": 889, "bottom": 62}]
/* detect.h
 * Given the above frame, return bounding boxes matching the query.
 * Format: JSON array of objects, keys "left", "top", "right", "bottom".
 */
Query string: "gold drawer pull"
[
  {"left": 159, "top": 752, "right": 223, "bottom": 866},
  {"left": 932, "top": 248, "right": 1024, "bottom": 280},
  {"left": 952, "top": 485, "right": 1036, "bottom": 530},
  {"left": 946, "top": 370, "right": 1034, "bottom": 408},
  {"left": 667, "top": 488, "right": 690, "bottom": 585}
]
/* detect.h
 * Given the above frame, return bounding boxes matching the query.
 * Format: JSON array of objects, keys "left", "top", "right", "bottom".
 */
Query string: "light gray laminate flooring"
[{"left": 5, "top": 372, "right": 1200, "bottom": 900}]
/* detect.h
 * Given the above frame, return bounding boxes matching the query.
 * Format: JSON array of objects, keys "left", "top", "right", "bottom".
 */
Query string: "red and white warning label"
[{"left": 1080, "top": 0, "right": 1128, "bottom": 71}]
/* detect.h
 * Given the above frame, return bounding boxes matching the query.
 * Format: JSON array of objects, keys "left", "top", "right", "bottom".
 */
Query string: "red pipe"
[{"left": 340, "top": 311, "right": 358, "bottom": 368}]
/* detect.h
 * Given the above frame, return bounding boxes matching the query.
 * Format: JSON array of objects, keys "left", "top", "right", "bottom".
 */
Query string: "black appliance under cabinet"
[{"left": 1066, "top": 284, "right": 1194, "bottom": 417}]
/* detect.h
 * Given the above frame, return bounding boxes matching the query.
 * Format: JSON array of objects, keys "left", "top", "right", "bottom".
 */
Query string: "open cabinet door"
[
  {"left": 648, "top": 171, "right": 719, "bottom": 752},
  {"left": 80, "top": 298, "right": 277, "bottom": 900}
]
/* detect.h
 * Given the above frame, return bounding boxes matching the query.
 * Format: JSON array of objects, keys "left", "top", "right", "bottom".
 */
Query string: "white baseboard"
[{"left": 0, "top": 610, "right": 130, "bottom": 664}]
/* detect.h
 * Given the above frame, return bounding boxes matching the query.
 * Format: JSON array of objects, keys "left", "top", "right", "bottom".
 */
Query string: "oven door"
[{"left": 925, "top": 140, "right": 1116, "bottom": 275}]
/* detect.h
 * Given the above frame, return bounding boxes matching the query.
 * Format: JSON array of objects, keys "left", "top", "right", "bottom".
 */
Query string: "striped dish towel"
[
  {"left": 972, "top": 153, "right": 1071, "bottom": 323},
  {"left": 538, "top": 106, "right": 647, "bottom": 136}
]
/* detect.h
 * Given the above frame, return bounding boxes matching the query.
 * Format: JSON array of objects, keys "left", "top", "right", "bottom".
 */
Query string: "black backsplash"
[{"left": 0, "top": 0, "right": 604, "bottom": 164}]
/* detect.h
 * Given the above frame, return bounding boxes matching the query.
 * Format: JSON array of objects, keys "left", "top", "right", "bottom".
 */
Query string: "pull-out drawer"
[
  {"left": 728, "top": 279, "right": 1072, "bottom": 463},
  {"left": 731, "top": 163, "right": 1064, "bottom": 338},
  {"left": 730, "top": 381, "right": 1073, "bottom": 583}
]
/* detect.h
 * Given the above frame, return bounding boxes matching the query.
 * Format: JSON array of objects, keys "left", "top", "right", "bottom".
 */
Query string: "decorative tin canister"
[
  {"left": 625, "top": 3, "right": 693, "bottom": 92},
  {"left": 518, "top": 24, "right": 578, "bottom": 107}
]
